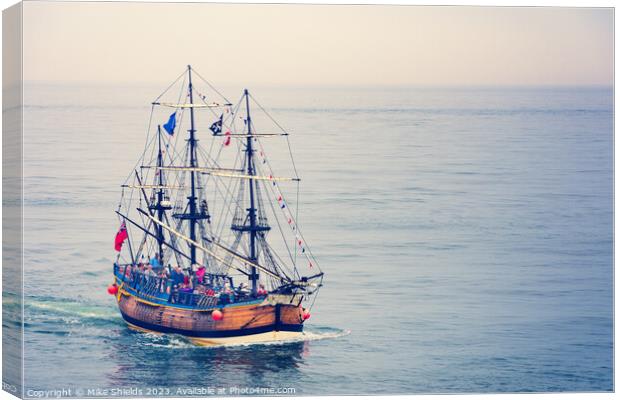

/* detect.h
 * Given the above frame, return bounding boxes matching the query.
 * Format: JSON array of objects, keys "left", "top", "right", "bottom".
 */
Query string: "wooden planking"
[{"left": 118, "top": 291, "right": 304, "bottom": 334}]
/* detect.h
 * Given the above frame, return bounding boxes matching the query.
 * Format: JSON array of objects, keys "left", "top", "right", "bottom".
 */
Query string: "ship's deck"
[{"left": 113, "top": 264, "right": 267, "bottom": 310}]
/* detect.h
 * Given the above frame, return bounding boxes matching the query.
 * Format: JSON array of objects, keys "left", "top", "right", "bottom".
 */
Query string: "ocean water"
[{"left": 14, "top": 82, "right": 613, "bottom": 395}]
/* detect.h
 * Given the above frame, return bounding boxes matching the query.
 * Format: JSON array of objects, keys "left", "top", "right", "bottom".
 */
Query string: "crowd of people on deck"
[{"left": 115, "top": 260, "right": 269, "bottom": 306}]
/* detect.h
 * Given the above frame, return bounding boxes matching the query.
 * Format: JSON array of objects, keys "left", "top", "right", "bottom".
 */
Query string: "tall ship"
[{"left": 109, "top": 65, "right": 324, "bottom": 346}]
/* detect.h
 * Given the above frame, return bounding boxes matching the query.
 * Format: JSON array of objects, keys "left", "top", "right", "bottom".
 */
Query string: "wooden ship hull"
[{"left": 113, "top": 275, "right": 306, "bottom": 346}]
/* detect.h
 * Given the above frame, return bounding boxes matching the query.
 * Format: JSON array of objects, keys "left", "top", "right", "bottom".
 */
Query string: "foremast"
[{"left": 171, "top": 65, "right": 209, "bottom": 268}]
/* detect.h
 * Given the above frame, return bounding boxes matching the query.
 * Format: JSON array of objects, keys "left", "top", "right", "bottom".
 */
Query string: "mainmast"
[
  {"left": 245, "top": 89, "right": 259, "bottom": 295},
  {"left": 188, "top": 65, "right": 198, "bottom": 265},
  {"left": 230, "top": 89, "right": 271, "bottom": 294}
]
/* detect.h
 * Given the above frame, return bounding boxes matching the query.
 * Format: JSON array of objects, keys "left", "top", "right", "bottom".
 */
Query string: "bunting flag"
[
  {"left": 163, "top": 113, "right": 176, "bottom": 135},
  {"left": 114, "top": 222, "right": 128, "bottom": 252},
  {"left": 223, "top": 131, "right": 231, "bottom": 146},
  {"left": 210, "top": 114, "right": 223, "bottom": 135},
  {"left": 257, "top": 142, "right": 316, "bottom": 270}
]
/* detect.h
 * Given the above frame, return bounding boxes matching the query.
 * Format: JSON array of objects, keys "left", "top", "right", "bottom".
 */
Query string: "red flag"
[
  {"left": 223, "top": 131, "right": 231, "bottom": 146},
  {"left": 114, "top": 222, "right": 128, "bottom": 252}
]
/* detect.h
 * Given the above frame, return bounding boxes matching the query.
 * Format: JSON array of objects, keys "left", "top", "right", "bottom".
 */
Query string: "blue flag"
[
  {"left": 210, "top": 114, "right": 223, "bottom": 135},
  {"left": 163, "top": 112, "right": 176, "bottom": 135}
]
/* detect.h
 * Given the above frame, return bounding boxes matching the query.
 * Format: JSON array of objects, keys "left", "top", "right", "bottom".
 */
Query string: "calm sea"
[{"left": 14, "top": 82, "right": 613, "bottom": 395}]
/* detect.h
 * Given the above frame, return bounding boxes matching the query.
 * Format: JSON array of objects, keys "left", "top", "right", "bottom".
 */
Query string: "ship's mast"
[
  {"left": 165, "top": 64, "right": 205, "bottom": 267},
  {"left": 156, "top": 126, "right": 165, "bottom": 262},
  {"left": 187, "top": 65, "right": 198, "bottom": 266},
  {"left": 245, "top": 89, "right": 259, "bottom": 295},
  {"left": 146, "top": 125, "right": 173, "bottom": 265},
  {"left": 230, "top": 89, "right": 271, "bottom": 292},
  {"left": 165, "top": 66, "right": 210, "bottom": 269}
]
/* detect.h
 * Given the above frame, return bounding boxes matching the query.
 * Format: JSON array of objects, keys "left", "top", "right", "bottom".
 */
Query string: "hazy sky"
[{"left": 22, "top": 2, "right": 613, "bottom": 86}]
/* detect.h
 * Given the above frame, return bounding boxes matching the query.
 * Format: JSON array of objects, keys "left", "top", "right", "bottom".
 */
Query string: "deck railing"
[{"left": 113, "top": 264, "right": 263, "bottom": 308}]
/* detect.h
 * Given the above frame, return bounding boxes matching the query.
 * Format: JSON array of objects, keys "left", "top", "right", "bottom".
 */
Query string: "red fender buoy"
[
  {"left": 107, "top": 284, "right": 118, "bottom": 295},
  {"left": 302, "top": 309, "right": 311, "bottom": 321},
  {"left": 212, "top": 309, "right": 223, "bottom": 321}
]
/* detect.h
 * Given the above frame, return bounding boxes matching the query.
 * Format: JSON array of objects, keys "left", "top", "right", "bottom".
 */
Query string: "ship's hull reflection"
[{"left": 106, "top": 327, "right": 310, "bottom": 391}]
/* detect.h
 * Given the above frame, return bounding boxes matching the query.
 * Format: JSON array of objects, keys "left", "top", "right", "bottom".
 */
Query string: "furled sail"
[
  {"left": 204, "top": 171, "right": 300, "bottom": 181},
  {"left": 152, "top": 102, "right": 232, "bottom": 108}
]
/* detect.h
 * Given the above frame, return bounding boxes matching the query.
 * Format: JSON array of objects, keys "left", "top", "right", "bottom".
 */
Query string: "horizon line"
[{"left": 21, "top": 79, "right": 615, "bottom": 89}]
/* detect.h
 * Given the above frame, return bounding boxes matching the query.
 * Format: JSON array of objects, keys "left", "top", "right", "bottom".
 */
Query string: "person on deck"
[
  {"left": 145, "top": 265, "right": 157, "bottom": 277},
  {"left": 157, "top": 268, "right": 168, "bottom": 292},
  {"left": 238, "top": 282, "right": 250, "bottom": 297},
  {"left": 149, "top": 256, "right": 161, "bottom": 269},
  {"left": 179, "top": 275, "right": 193, "bottom": 292},
  {"left": 171, "top": 265, "right": 184, "bottom": 289},
  {"left": 257, "top": 284, "right": 268, "bottom": 296},
  {"left": 223, "top": 281, "right": 235, "bottom": 303},
  {"left": 195, "top": 265, "right": 206, "bottom": 284},
  {"left": 175, "top": 275, "right": 193, "bottom": 305}
]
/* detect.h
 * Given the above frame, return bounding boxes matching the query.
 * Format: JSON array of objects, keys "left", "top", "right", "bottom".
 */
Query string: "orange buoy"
[
  {"left": 212, "top": 309, "right": 223, "bottom": 321},
  {"left": 107, "top": 284, "right": 118, "bottom": 295}
]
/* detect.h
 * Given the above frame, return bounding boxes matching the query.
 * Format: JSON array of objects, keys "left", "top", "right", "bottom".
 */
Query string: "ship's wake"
[
  {"left": 23, "top": 296, "right": 120, "bottom": 324},
  {"left": 141, "top": 326, "right": 350, "bottom": 349},
  {"left": 21, "top": 295, "right": 348, "bottom": 349}
]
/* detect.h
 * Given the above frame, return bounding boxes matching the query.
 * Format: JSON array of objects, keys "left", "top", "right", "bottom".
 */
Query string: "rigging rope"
[{"left": 116, "top": 67, "right": 322, "bottom": 300}]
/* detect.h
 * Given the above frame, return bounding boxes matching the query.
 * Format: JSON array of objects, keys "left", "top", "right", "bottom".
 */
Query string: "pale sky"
[{"left": 21, "top": 2, "right": 613, "bottom": 86}]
